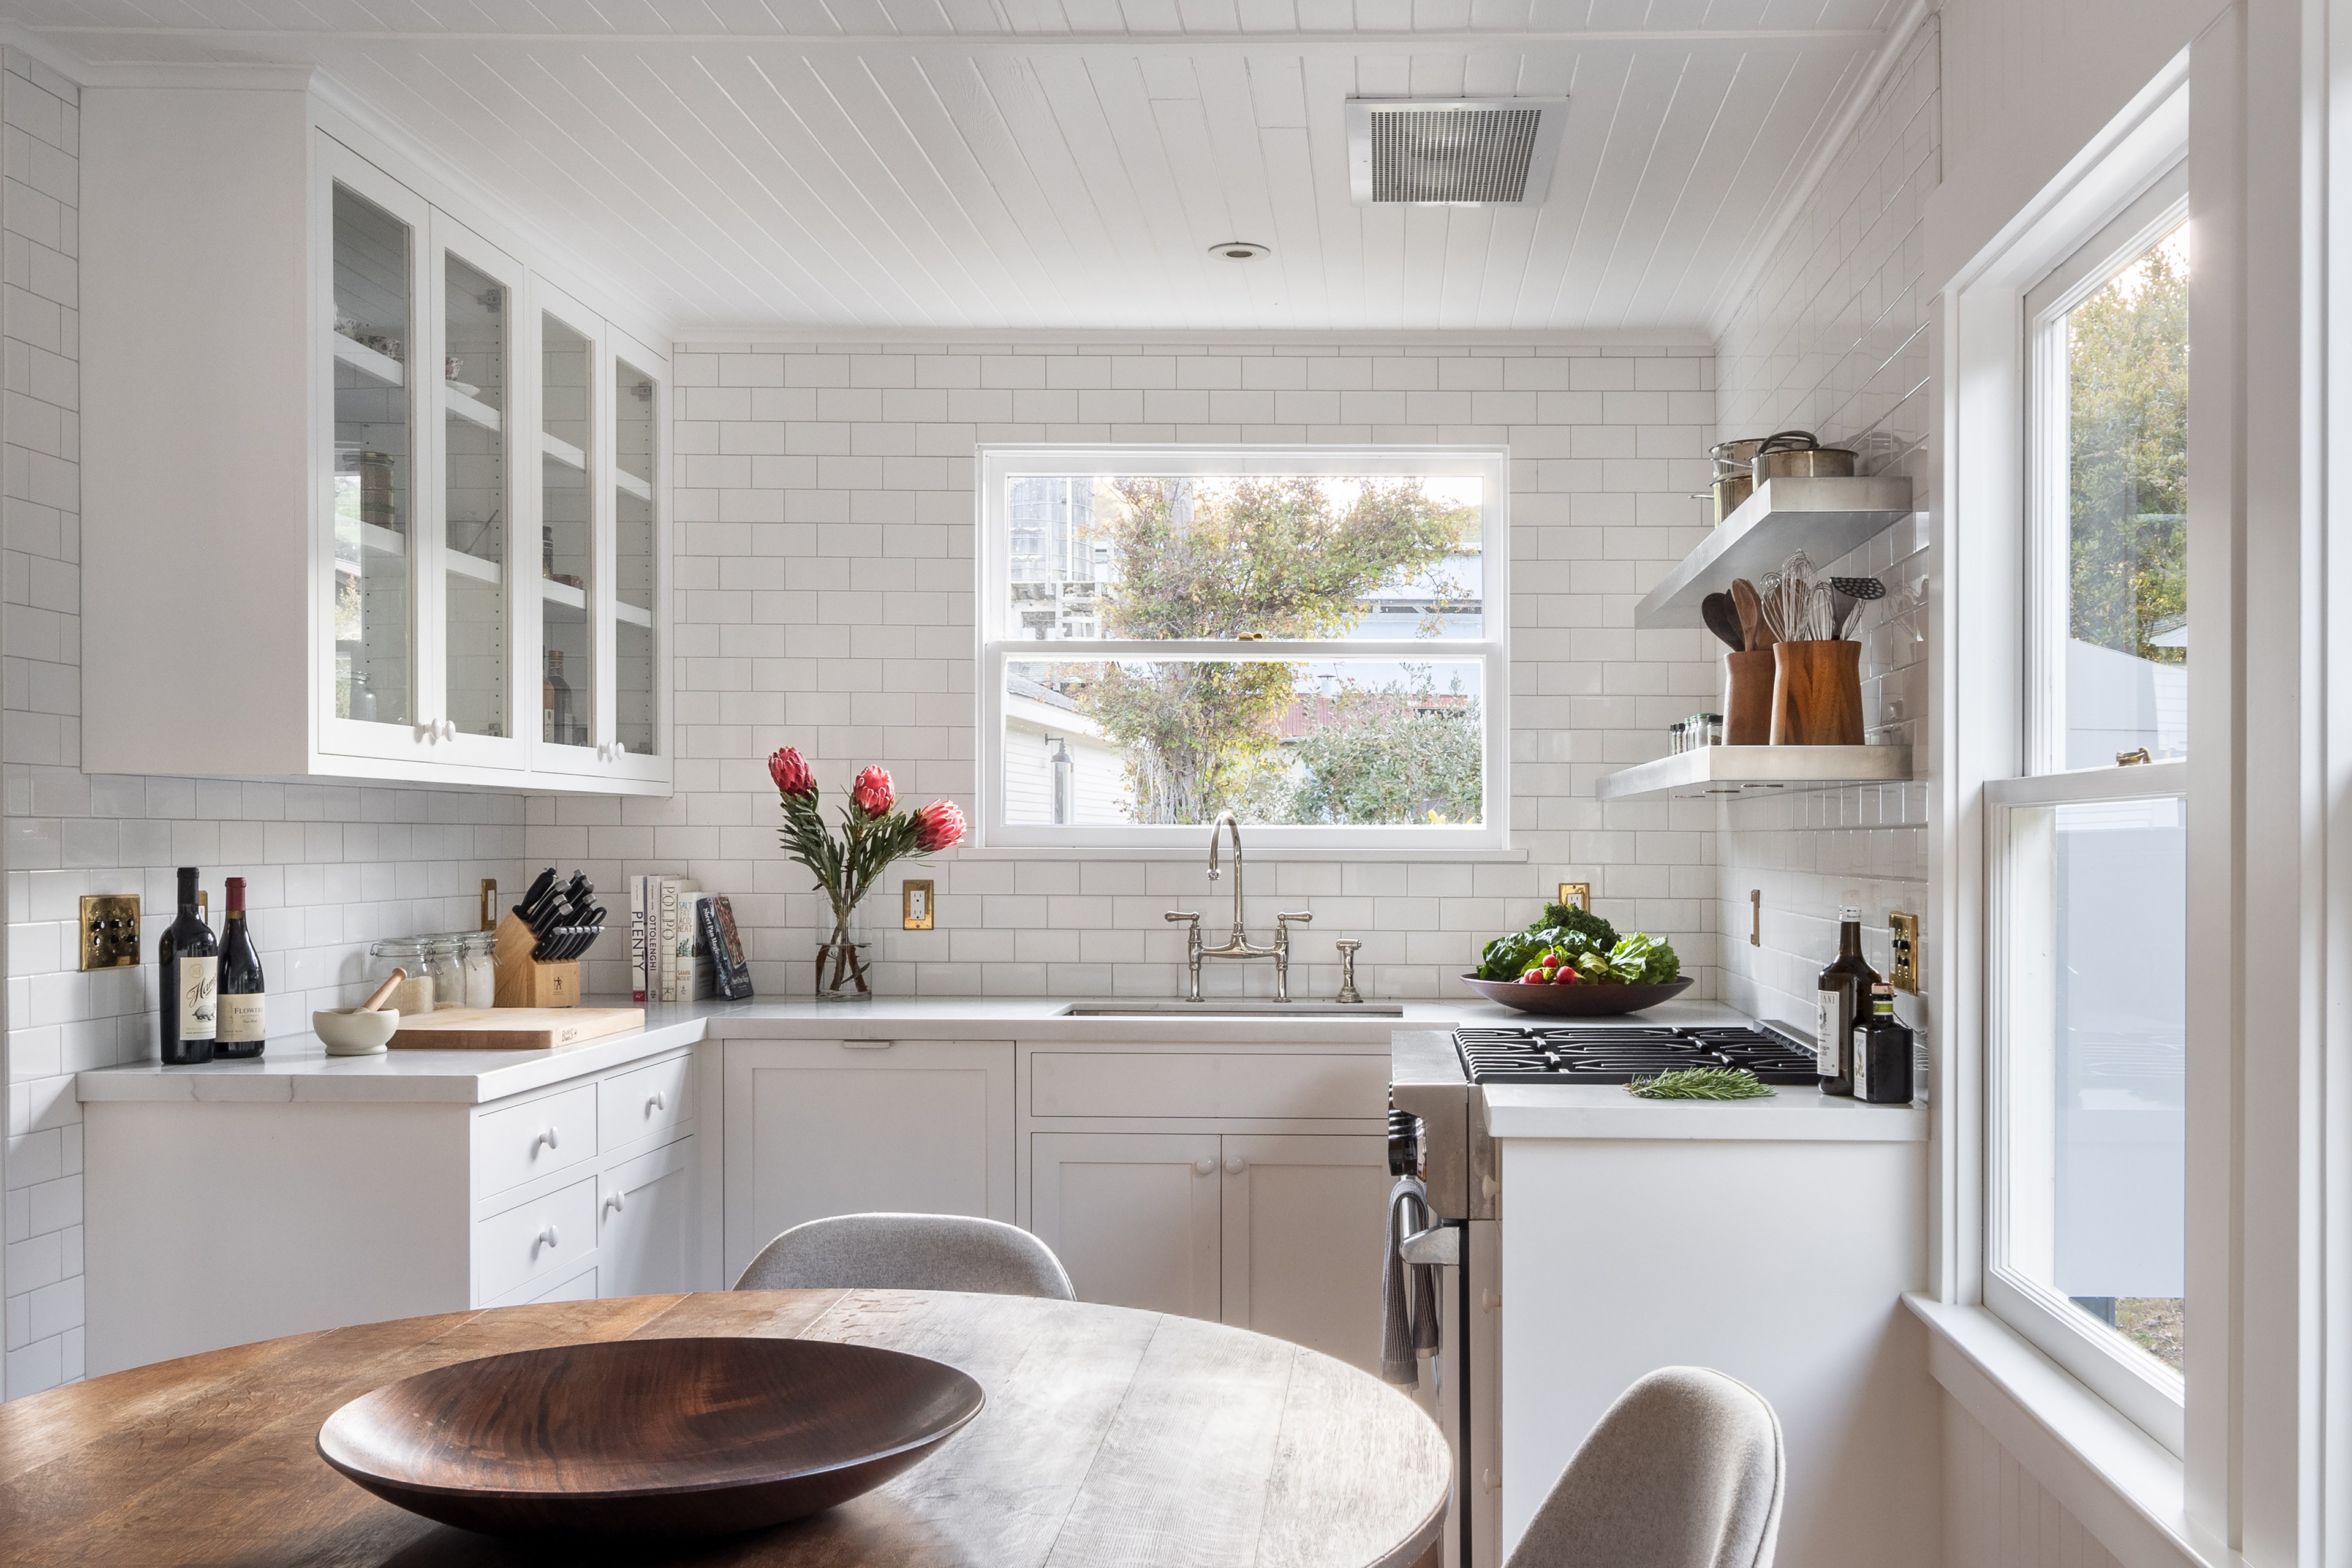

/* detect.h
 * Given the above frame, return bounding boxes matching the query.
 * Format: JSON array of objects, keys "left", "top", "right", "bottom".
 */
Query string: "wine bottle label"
[
  {"left": 1815, "top": 988, "right": 1842, "bottom": 1075},
  {"left": 217, "top": 992, "right": 266, "bottom": 1042},
  {"left": 178, "top": 956, "right": 219, "bottom": 1040},
  {"left": 1852, "top": 1025, "right": 1870, "bottom": 1099}
]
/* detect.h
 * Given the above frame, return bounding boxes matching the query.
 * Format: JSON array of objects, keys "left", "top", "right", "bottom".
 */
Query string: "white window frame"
[
  {"left": 1983, "top": 759, "right": 2189, "bottom": 1455},
  {"left": 974, "top": 444, "right": 1510, "bottom": 850}
]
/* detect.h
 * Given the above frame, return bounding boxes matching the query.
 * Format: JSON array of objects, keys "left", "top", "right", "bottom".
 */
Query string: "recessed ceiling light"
[{"left": 1211, "top": 241, "right": 1270, "bottom": 261}]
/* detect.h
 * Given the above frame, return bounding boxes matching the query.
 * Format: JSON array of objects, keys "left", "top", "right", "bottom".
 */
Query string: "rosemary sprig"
[{"left": 1625, "top": 1067, "right": 1775, "bottom": 1101}]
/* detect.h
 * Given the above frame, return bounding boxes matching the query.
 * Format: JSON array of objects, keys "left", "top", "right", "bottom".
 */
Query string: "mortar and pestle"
[{"left": 314, "top": 970, "right": 405, "bottom": 1057}]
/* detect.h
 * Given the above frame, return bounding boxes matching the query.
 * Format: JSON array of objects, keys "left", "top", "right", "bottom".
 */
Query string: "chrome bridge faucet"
[{"left": 1165, "top": 812, "right": 1311, "bottom": 1002}]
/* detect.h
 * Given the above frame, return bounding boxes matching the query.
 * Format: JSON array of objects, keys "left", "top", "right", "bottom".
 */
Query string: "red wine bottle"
[
  {"left": 159, "top": 866, "right": 219, "bottom": 1066},
  {"left": 215, "top": 876, "right": 266, "bottom": 1060}
]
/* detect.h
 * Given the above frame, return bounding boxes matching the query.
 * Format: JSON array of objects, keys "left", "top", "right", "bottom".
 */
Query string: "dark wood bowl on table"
[
  {"left": 316, "top": 1336, "right": 984, "bottom": 1537},
  {"left": 1459, "top": 974, "right": 1696, "bottom": 1016}
]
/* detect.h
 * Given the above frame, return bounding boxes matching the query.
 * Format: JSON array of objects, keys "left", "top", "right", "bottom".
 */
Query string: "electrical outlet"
[
  {"left": 1557, "top": 881, "right": 1590, "bottom": 911},
  {"left": 1750, "top": 889, "right": 1761, "bottom": 947},
  {"left": 902, "top": 879, "right": 935, "bottom": 930},
  {"left": 1889, "top": 911, "right": 1919, "bottom": 992},
  {"left": 80, "top": 895, "right": 142, "bottom": 970}
]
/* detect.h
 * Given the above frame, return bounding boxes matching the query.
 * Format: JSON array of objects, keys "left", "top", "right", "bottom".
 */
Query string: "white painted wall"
[{"left": 529, "top": 336, "right": 1727, "bottom": 1004}]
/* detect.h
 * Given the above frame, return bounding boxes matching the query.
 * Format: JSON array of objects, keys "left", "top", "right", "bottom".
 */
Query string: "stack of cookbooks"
[{"left": 629, "top": 875, "right": 754, "bottom": 1002}]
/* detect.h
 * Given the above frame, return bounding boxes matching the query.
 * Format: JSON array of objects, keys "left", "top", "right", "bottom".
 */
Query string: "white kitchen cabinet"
[
  {"left": 81, "top": 1041, "right": 705, "bottom": 1376},
  {"left": 1030, "top": 1132, "right": 1224, "bottom": 1319},
  {"left": 1218, "top": 1133, "right": 1390, "bottom": 1371},
  {"left": 722, "top": 1040, "right": 1018, "bottom": 1283},
  {"left": 81, "top": 84, "right": 670, "bottom": 794}
]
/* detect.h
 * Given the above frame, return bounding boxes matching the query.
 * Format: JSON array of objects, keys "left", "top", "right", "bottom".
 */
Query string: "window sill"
[
  {"left": 1904, "top": 1295, "right": 2236, "bottom": 1568},
  {"left": 954, "top": 845, "right": 1532, "bottom": 862}
]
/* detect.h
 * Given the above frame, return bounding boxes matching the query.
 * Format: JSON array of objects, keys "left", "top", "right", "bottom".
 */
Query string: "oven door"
[{"left": 1402, "top": 1218, "right": 1502, "bottom": 1568}]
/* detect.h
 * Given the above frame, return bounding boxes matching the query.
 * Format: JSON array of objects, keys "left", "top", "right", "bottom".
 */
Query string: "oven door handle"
[{"left": 1399, "top": 1223, "right": 1461, "bottom": 1267}]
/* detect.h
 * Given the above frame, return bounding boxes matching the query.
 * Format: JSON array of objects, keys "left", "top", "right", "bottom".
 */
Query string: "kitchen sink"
[{"left": 1061, "top": 1000, "right": 1405, "bottom": 1017}]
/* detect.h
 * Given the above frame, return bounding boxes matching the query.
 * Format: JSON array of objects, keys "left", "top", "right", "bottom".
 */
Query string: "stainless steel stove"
[{"left": 1451, "top": 1022, "right": 1823, "bottom": 1085}]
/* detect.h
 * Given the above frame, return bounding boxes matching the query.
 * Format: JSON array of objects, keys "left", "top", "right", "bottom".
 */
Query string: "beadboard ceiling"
[{"left": 21, "top": 1, "right": 1907, "bottom": 333}]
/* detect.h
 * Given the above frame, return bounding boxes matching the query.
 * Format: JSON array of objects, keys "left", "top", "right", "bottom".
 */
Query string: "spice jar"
[
  {"left": 422, "top": 936, "right": 465, "bottom": 1015},
  {"left": 461, "top": 932, "right": 497, "bottom": 1009},
  {"left": 368, "top": 937, "right": 436, "bottom": 1014}
]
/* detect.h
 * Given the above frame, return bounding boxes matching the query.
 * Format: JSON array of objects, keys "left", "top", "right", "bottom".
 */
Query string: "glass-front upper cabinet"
[
  {"left": 539, "top": 303, "right": 596, "bottom": 758},
  {"left": 432, "top": 216, "right": 527, "bottom": 769},
  {"left": 610, "top": 340, "right": 664, "bottom": 772},
  {"left": 327, "top": 155, "right": 426, "bottom": 758}
]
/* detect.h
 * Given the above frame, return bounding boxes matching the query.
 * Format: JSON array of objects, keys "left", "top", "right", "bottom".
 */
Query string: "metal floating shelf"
[
  {"left": 1633, "top": 476, "right": 1916, "bottom": 629},
  {"left": 1595, "top": 745, "right": 1915, "bottom": 802}
]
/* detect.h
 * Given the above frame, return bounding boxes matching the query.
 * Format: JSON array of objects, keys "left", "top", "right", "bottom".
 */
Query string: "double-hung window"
[
  {"left": 1986, "top": 165, "right": 2190, "bottom": 1451},
  {"left": 975, "top": 446, "right": 1509, "bottom": 849}
]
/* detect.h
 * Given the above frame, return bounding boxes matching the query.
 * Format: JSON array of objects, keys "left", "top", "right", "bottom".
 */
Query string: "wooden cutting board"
[{"left": 384, "top": 1007, "right": 645, "bottom": 1051}]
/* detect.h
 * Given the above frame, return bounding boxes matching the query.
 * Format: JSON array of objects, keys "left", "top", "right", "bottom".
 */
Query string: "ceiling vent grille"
[{"left": 1345, "top": 98, "right": 1568, "bottom": 207}]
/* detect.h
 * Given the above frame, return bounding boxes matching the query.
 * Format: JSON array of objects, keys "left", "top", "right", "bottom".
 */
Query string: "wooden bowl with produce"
[{"left": 1460, "top": 904, "right": 1694, "bottom": 1017}]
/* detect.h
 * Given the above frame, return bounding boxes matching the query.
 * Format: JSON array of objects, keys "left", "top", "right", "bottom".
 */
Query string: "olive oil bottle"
[
  {"left": 1853, "top": 982, "right": 1915, "bottom": 1104},
  {"left": 1814, "top": 903, "right": 1877, "bottom": 1096}
]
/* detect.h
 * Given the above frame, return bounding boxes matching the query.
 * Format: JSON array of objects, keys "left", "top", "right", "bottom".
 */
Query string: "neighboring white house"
[{"left": 1002, "top": 676, "right": 1129, "bottom": 825}]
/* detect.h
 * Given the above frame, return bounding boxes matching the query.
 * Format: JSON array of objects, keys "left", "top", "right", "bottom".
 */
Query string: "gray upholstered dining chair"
[
  {"left": 733, "top": 1212, "right": 1077, "bottom": 1300},
  {"left": 1504, "top": 1366, "right": 1785, "bottom": 1568}
]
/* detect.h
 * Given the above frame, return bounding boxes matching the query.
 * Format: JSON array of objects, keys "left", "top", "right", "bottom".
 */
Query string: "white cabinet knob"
[
  {"left": 1223, "top": 1156, "right": 1246, "bottom": 1175},
  {"left": 535, "top": 1126, "right": 560, "bottom": 1152},
  {"left": 607, "top": 1190, "right": 626, "bottom": 1216},
  {"left": 1481, "top": 1288, "right": 1501, "bottom": 1312},
  {"left": 1480, "top": 1468, "right": 1500, "bottom": 1496},
  {"left": 538, "top": 1225, "right": 559, "bottom": 1249},
  {"left": 611, "top": 739, "right": 627, "bottom": 756},
  {"left": 648, "top": 1091, "right": 665, "bottom": 1114},
  {"left": 441, "top": 718, "right": 457, "bottom": 741},
  {"left": 1481, "top": 1175, "right": 1499, "bottom": 1200},
  {"left": 1193, "top": 1158, "right": 1216, "bottom": 1177}
]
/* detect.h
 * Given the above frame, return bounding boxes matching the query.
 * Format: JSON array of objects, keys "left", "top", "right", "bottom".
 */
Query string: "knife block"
[{"left": 492, "top": 911, "right": 579, "bottom": 1008}]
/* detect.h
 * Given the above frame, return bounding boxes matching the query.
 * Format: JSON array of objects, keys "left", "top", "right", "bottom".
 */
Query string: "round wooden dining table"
[{"left": 0, "top": 1288, "right": 1451, "bottom": 1568}]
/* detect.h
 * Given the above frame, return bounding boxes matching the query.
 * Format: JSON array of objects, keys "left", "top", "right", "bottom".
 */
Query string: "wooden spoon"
[
  {"left": 1731, "top": 578, "right": 1772, "bottom": 651},
  {"left": 359, "top": 969, "right": 406, "bottom": 1012},
  {"left": 1700, "top": 591, "right": 1744, "bottom": 651}
]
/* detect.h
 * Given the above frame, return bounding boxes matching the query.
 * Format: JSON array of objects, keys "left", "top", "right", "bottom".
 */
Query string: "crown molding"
[{"left": 670, "top": 323, "right": 1717, "bottom": 350}]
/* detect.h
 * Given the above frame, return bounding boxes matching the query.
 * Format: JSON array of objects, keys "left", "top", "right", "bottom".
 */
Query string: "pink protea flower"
[
  {"left": 768, "top": 746, "right": 816, "bottom": 798},
  {"left": 851, "top": 765, "right": 896, "bottom": 819},
  {"left": 914, "top": 799, "right": 966, "bottom": 853}
]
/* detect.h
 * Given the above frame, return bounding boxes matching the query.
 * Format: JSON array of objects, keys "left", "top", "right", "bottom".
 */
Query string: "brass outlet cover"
[
  {"left": 1889, "top": 911, "right": 1919, "bottom": 992},
  {"left": 1750, "top": 889, "right": 1762, "bottom": 947},
  {"left": 1556, "top": 882, "right": 1591, "bottom": 911},
  {"left": 902, "top": 879, "right": 936, "bottom": 930},
  {"left": 80, "top": 895, "right": 142, "bottom": 970}
]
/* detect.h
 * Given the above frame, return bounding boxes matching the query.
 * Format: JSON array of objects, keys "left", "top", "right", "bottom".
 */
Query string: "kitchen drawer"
[
  {"left": 1030, "top": 1053, "right": 1388, "bottom": 1120},
  {"left": 600, "top": 1053, "right": 690, "bottom": 1154},
  {"left": 474, "top": 1084, "right": 598, "bottom": 1197},
  {"left": 474, "top": 1177, "right": 596, "bottom": 1304}
]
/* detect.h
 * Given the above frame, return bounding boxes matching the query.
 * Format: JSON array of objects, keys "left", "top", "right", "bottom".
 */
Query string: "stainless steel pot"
[
  {"left": 1752, "top": 445, "right": 1859, "bottom": 481},
  {"left": 1707, "top": 430, "right": 1818, "bottom": 524}
]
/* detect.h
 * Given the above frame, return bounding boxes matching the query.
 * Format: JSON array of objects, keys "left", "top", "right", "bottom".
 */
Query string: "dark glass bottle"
[
  {"left": 1814, "top": 905, "right": 1877, "bottom": 1096},
  {"left": 1853, "top": 982, "right": 1915, "bottom": 1104},
  {"left": 215, "top": 876, "right": 267, "bottom": 1060},
  {"left": 545, "top": 649, "right": 576, "bottom": 745},
  {"left": 159, "top": 866, "right": 219, "bottom": 1066}
]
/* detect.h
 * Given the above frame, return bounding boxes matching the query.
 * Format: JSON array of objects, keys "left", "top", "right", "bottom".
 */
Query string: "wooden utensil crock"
[
  {"left": 1723, "top": 650, "right": 1775, "bottom": 744},
  {"left": 1770, "top": 639, "right": 1864, "bottom": 745}
]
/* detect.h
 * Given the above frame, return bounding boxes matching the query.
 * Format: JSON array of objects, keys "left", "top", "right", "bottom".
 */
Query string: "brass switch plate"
[
  {"left": 1557, "top": 882, "right": 1591, "bottom": 911},
  {"left": 80, "top": 895, "right": 142, "bottom": 970},
  {"left": 902, "top": 879, "right": 935, "bottom": 930},
  {"left": 1889, "top": 911, "right": 1919, "bottom": 992}
]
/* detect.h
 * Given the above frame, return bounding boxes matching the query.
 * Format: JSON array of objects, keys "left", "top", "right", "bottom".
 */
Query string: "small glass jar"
[
  {"left": 368, "top": 937, "right": 436, "bottom": 1015},
  {"left": 461, "top": 932, "right": 497, "bottom": 1009},
  {"left": 1669, "top": 720, "right": 1688, "bottom": 754},
  {"left": 422, "top": 936, "right": 465, "bottom": 1014}
]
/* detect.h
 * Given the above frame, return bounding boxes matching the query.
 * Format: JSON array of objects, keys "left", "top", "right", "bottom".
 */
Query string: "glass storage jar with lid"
[
  {"left": 421, "top": 936, "right": 465, "bottom": 1015},
  {"left": 459, "top": 931, "right": 497, "bottom": 1009},
  {"left": 368, "top": 936, "right": 437, "bottom": 1014}
]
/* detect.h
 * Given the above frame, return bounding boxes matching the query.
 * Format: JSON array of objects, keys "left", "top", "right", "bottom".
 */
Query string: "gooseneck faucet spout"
[{"left": 1207, "top": 811, "right": 1246, "bottom": 941}]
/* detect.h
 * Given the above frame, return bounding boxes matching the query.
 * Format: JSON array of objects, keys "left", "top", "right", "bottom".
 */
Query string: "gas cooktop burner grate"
[{"left": 1455, "top": 1022, "right": 1823, "bottom": 1085}]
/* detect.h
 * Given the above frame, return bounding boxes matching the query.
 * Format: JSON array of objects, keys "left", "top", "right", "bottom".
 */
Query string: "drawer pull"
[
  {"left": 607, "top": 1190, "right": 626, "bottom": 1216},
  {"left": 535, "top": 1126, "right": 561, "bottom": 1152},
  {"left": 647, "top": 1091, "right": 665, "bottom": 1114},
  {"left": 1193, "top": 1157, "right": 1215, "bottom": 1176},
  {"left": 538, "top": 1225, "right": 561, "bottom": 1250},
  {"left": 1224, "top": 1155, "right": 1246, "bottom": 1175}
]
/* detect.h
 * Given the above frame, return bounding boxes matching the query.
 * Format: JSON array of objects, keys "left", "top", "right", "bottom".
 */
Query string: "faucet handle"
[
  {"left": 1334, "top": 939, "right": 1364, "bottom": 1005},
  {"left": 1277, "top": 911, "right": 1313, "bottom": 925},
  {"left": 1165, "top": 911, "right": 1200, "bottom": 925}
]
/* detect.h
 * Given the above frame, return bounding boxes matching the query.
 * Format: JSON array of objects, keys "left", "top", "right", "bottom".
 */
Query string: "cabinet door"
[
  {"left": 599, "top": 1137, "right": 696, "bottom": 1298},
  {"left": 602, "top": 329, "right": 667, "bottom": 784},
  {"left": 723, "top": 1041, "right": 1015, "bottom": 1283},
  {"left": 1031, "top": 1133, "right": 1222, "bottom": 1321},
  {"left": 1219, "top": 1133, "right": 1391, "bottom": 1374},
  {"left": 529, "top": 282, "right": 605, "bottom": 778},
  {"left": 317, "top": 138, "right": 434, "bottom": 767},
  {"left": 426, "top": 211, "right": 527, "bottom": 771}
]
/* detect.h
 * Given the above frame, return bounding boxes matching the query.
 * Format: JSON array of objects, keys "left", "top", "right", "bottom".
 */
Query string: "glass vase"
[{"left": 814, "top": 904, "right": 872, "bottom": 1001}]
